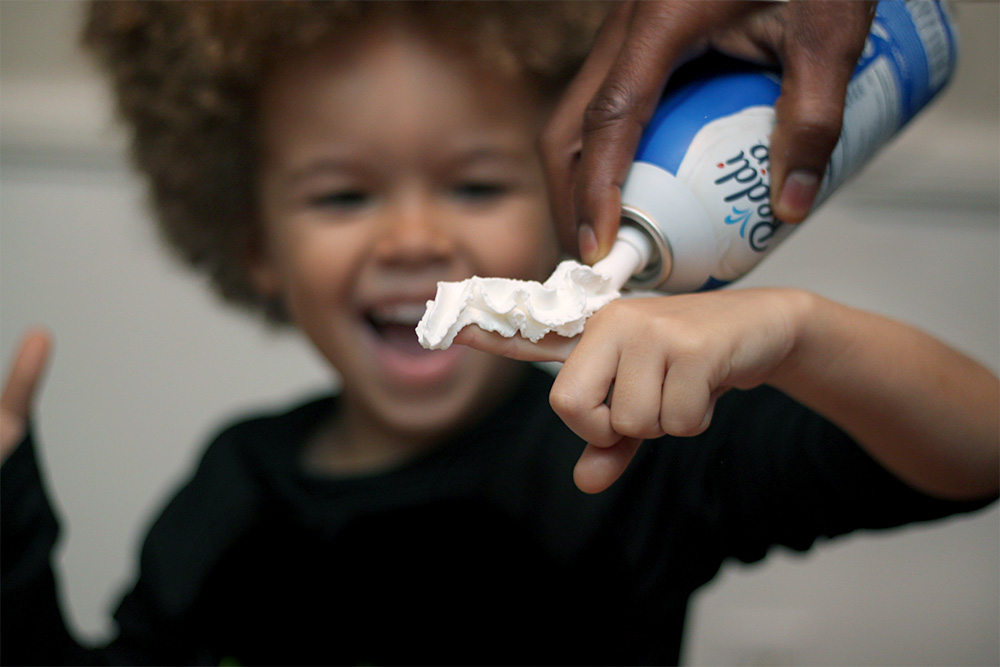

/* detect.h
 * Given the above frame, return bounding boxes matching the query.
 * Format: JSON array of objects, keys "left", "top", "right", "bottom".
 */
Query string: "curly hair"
[{"left": 81, "top": 1, "right": 609, "bottom": 323}]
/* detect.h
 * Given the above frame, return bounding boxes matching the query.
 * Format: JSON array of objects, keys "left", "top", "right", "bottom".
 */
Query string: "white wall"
[{"left": 2, "top": 2, "right": 997, "bottom": 665}]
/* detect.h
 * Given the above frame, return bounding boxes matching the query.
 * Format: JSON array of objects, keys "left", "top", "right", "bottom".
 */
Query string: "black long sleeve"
[
  {"left": 2, "top": 371, "right": 993, "bottom": 665},
  {"left": 2, "top": 431, "right": 94, "bottom": 665}
]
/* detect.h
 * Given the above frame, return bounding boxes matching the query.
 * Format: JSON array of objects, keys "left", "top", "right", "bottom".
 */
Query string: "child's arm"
[
  {"left": 455, "top": 288, "right": 1000, "bottom": 496},
  {"left": 2, "top": 329, "right": 98, "bottom": 663}
]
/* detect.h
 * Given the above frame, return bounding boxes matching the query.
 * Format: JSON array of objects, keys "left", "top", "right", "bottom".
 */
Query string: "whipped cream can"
[{"left": 621, "top": 0, "right": 958, "bottom": 292}]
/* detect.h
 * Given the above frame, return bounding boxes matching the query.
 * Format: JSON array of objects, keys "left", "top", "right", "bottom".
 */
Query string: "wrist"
[{"left": 766, "top": 288, "right": 828, "bottom": 393}]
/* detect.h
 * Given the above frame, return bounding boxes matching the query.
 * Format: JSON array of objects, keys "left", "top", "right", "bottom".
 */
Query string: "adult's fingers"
[
  {"left": 769, "top": 1, "right": 875, "bottom": 223},
  {"left": 539, "top": 0, "right": 634, "bottom": 257},
  {"left": 575, "top": 1, "right": 760, "bottom": 264},
  {"left": 573, "top": 436, "right": 643, "bottom": 494}
]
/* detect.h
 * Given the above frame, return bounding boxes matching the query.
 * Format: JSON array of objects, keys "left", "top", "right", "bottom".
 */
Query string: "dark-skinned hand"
[{"left": 540, "top": 0, "right": 875, "bottom": 263}]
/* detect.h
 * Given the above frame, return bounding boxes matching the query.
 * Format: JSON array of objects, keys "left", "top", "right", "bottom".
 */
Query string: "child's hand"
[
  {"left": 455, "top": 289, "right": 805, "bottom": 493},
  {"left": 1, "top": 329, "right": 53, "bottom": 463}
]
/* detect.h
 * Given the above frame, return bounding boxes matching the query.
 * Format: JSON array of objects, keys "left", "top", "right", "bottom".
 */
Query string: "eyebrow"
[
  {"left": 279, "top": 141, "right": 535, "bottom": 187},
  {"left": 278, "top": 155, "right": 368, "bottom": 189}
]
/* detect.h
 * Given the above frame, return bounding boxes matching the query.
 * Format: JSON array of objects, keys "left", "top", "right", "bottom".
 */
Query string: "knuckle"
[
  {"left": 585, "top": 302, "right": 616, "bottom": 329},
  {"left": 776, "top": 100, "right": 844, "bottom": 156},
  {"left": 792, "top": 117, "right": 843, "bottom": 155},
  {"left": 777, "top": 90, "right": 844, "bottom": 136},
  {"left": 548, "top": 385, "right": 585, "bottom": 420},
  {"left": 671, "top": 329, "right": 713, "bottom": 360},
  {"left": 591, "top": 299, "right": 640, "bottom": 330},
  {"left": 793, "top": 109, "right": 843, "bottom": 141},
  {"left": 582, "top": 82, "right": 640, "bottom": 135}
]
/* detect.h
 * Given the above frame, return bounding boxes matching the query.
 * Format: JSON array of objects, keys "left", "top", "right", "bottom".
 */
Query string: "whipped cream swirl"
[{"left": 415, "top": 260, "right": 621, "bottom": 350}]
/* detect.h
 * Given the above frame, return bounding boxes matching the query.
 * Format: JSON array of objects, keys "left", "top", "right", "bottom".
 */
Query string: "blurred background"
[{"left": 1, "top": 1, "right": 997, "bottom": 664}]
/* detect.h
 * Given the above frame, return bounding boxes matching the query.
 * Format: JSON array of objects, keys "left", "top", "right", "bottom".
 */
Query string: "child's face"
[{"left": 252, "top": 22, "right": 560, "bottom": 446}]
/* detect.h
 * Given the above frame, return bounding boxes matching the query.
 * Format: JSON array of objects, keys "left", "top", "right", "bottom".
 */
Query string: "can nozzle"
[{"left": 593, "top": 222, "right": 659, "bottom": 291}]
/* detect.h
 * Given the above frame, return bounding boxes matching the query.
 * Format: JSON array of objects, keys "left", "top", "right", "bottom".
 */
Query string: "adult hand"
[
  {"left": 1, "top": 329, "right": 53, "bottom": 463},
  {"left": 540, "top": 0, "right": 876, "bottom": 264}
]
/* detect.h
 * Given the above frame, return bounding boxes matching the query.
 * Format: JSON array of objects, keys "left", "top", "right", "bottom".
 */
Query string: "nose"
[{"left": 373, "top": 189, "right": 455, "bottom": 266}]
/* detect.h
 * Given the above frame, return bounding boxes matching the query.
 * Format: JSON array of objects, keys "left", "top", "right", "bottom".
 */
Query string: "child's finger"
[
  {"left": 660, "top": 359, "right": 715, "bottom": 437},
  {"left": 452, "top": 325, "right": 578, "bottom": 363},
  {"left": 607, "top": 345, "right": 668, "bottom": 440},
  {"left": 573, "top": 436, "right": 643, "bottom": 494},
  {"left": 549, "top": 333, "right": 621, "bottom": 447},
  {"left": 1, "top": 329, "right": 53, "bottom": 421},
  {"left": 1, "top": 329, "right": 53, "bottom": 462}
]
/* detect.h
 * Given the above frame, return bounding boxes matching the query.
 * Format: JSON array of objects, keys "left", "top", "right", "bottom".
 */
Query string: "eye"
[
  {"left": 451, "top": 181, "right": 508, "bottom": 202},
  {"left": 309, "top": 189, "right": 371, "bottom": 211}
]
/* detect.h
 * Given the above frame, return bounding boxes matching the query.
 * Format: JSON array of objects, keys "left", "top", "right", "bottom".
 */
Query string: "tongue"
[{"left": 379, "top": 323, "right": 428, "bottom": 355}]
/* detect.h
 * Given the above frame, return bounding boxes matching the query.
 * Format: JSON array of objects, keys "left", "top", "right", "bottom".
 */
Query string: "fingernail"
[
  {"left": 578, "top": 224, "right": 598, "bottom": 264},
  {"left": 779, "top": 169, "right": 820, "bottom": 223}
]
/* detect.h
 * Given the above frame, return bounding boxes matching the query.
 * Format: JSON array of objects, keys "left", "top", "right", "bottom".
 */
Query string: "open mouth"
[
  {"left": 361, "top": 299, "right": 466, "bottom": 387},
  {"left": 365, "top": 302, "right": 431, "bottom": 355}
]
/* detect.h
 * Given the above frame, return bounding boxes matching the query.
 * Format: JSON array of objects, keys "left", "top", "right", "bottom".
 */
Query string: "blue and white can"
[{"left": 621, "top": 0, "right": 958, "bottom": 293}]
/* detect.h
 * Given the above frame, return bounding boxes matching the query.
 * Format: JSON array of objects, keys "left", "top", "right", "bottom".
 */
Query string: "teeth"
[{"left": 369, "top": 302, "right": 431, "bottom": 326}]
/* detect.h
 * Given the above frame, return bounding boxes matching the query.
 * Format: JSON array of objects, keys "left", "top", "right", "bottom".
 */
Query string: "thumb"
[
  {"left": 769, "top": 2, "right": 874, "bottom": 223},
  {"left": 769, "top": 58, "right": 850, "bottom": 224},
  {"left": 573, "top": 436, "right": 643, "bottom": 494}
]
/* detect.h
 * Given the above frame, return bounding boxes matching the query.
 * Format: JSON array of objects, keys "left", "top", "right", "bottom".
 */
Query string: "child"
[{"left": 2, "top": 1, "right": 996, "bottom": 665}]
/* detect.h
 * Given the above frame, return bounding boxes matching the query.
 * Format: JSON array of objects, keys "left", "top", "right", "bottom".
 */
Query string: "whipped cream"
[{"left": 415, "top": 260, "right": 621, "bottom": 350}]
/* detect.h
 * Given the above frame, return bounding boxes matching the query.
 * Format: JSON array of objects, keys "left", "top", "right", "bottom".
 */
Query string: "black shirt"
[{"left": 2, "top": 366, "right": 992, "bottom": 665}]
